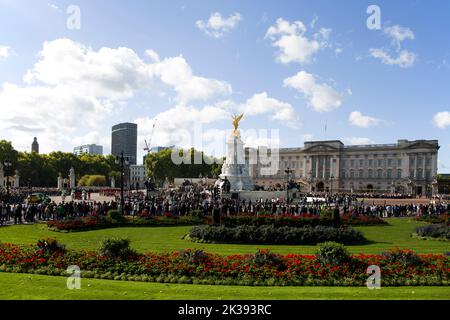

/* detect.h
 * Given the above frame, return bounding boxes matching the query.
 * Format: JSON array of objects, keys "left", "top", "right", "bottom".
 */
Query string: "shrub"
[
  {"left": 382, "top": 248, "right": 422, "bottom": 267},
  {"left": 415, "top": 224, "right": 450, "bottom": 240},
  {"left": 189, "top": 209, "right": 204, "bottom": 219},
  {"left": 36, "top": 238, "right": 66, "bottom": 255},
  {"left": 315, "top": 242, "right": 350, "bottom": 266},
  {"left": 247, "top": 249, "right": 285, "bottom": 270},
  {"left": 178, "top": 249, "right": 209, "bottom": 264},
  {"left": 108, "top": 210, "right": 126, "bottom": 224},
  {"left": 188, "top": 225, "right": 366, "bottom": 245},
  {"left": 98, "top": 238, "right": 137, "bottom": 260},
  {"left": 416, "top": 214, "right": 449, "bottom": 225}
]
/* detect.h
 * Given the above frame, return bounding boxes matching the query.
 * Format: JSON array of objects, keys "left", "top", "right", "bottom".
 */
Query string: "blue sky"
[{"left": 0, "top": 0, "right": 449, "bottom": 170}]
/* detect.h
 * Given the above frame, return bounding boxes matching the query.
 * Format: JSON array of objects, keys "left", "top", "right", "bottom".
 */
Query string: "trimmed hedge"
[
  {"left": 415, "top": 224, "right": 450, "bottom": 240},
  {"left": 187, "top": 224, "right": 367, "bottom": 245},
  {"left": 221, "top": 214, "right": 387, "bottom": 228}
]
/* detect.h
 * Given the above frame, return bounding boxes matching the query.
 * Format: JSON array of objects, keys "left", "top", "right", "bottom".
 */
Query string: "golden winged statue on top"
[{"left": 232, "top": 113, "right": 244, "bottom": 132}]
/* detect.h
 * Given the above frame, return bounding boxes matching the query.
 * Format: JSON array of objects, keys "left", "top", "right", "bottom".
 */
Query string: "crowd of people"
[{"left": 0, "top": 184, "right": 449, "bottom": 225}]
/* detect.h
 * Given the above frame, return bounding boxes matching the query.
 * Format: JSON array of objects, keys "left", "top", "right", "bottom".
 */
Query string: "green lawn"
[
  {"left": 1, "top": 272, "right": 448, "bottom": 300},
  {"left": 0, "top": 218, "right": 448, "bottom": 255}
]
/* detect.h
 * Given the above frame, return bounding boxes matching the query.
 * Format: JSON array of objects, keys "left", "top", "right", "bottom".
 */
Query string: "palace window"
[
  {"left": 377, "top": 169, "right": 383, "bottom": 179},
  {"left": 351, "top": 160, "right": 355, "bottom": 167},
  {"left": 368, "top": 169, "right": 373, "bottom": 178},
  {"left": 350, "top": 170, "right": 355, "bottom": 178},
  {"left": 387, "top": 169, "right": 392, "bottom": 179},
  {"left": 387, "top": 159, "right": 392, "bottom": 167},
  {"left": 397, "top": 169, "right": 402, "bottom": 179},
  {"left": 397, "top": 159, "right": 402, "bottom": 167},
  {"left": 417, "top": 169, "right": 423, "bottom": 179},
  {"left": 359, "top": 169, "right": 364, "bottom": 178},
  {"left": 368, "top": 159, "right": 373, "bottom": 166},
  {"left": 359, "top": 160, "right": 364, "bottom": 167}
]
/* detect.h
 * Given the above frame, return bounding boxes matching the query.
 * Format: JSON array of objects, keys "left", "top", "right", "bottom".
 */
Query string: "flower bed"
[
  {"left": 415, "top": 214, "right": 449, "bottom": 225},
  {"left": 186, "top": 225, "right": 367, "bottom": 245},
  {"left": 221, "top": 214, "right": 387, "bottom": 228},
  {"left": 413, "top": 224, "right": 450, "bottom": 241},
  {"left": 47, "top": 215, "right": 207, "bottom": 232},
  {"left": 0, "top": 243, "right": 448, "bottom": 286}
]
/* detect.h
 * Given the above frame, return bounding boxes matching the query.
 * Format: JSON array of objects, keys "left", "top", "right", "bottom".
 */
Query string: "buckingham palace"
[{"left": 246, "top": 139, "right": 440, "bottom": 196}]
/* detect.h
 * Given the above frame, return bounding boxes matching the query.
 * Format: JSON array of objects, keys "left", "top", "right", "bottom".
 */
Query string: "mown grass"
[
  {"left": 1, "top": 273, "right": 448, "bottom": 300},
  {"left": 0, "top": 218, "right": 448, "bottom": 255}
]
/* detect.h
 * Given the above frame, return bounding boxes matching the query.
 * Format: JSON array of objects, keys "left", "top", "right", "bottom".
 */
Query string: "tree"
[
  {"left": 0, "top": 140, "right": 19, "bottom": 169},
  {"left": 78, "top": 175, "right": 107, "bottom": 187},
  {"left": 144, "top": 148, "right": 223, "bottom": 184}
]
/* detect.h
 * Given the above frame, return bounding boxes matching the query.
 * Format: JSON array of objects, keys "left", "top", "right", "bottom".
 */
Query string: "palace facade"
[{"left": 245, "top": 139, "right": 440, "bottom": 196}]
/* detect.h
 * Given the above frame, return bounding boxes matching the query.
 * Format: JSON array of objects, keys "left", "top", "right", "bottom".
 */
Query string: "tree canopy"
[{"left": 1, "top": 141, "right": 223, "bottom": 187}]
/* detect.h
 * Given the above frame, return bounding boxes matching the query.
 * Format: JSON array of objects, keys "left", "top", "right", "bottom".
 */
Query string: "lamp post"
[
  {"left": 285, "top": 167, "right": 293, "bottom": 205},
  {"left": 3, "top": 159, "right": 12, "bottom": 205},
  {"left": 115, "top": 152, "right": 129, "bottom": 216},
  {"left": 330, "top": 174, "right": 334, "bottom": 196}
]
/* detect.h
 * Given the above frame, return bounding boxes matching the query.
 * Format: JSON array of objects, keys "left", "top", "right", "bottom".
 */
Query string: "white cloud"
[
  {"left": 265, "top": 18, "right": 330, "bottom": 64},
  {"left": 0, "top": 38, "right": 232, "bottom": 153},
  {"left": 302, "top": 134, "right": 314, "bottom": 141},
  {"left": 0, "top": 83, "right": 113, "bottom": 153},
  {"left": 433, "top": 111, "right": 450, "bottom": 129},
  {"left": 369, "top": 48, "right": 416, "bottom": 68},
  {"left": 370, "top": 24, "right": 416, "bottom": 68},
  {"left": 135, "top": 104, "right": 230, "bottom": 160},
  {"left": 48, "top": 3, "right": 59, "bottom": 10},
  {"left": 348, "top": 111, "right": 382, "bottom": 128},
  {"left": 283, "top": 71, "right": 342, "bottom": 112},
  {"left": 384, "top": 25, "right": 415, "bottom": 50},
  {"left": 196, "top": 12, "right": 242, "bottom": 38},
  {"left": 335, "top": 47, "right": 343, "bottom": 55},
  {"left": 0, "top": 46, "right": 11, "bottom": 59},
  {"left": 239, "top": 92, "right": 300, "bottom": 128},
  {"left": 344, "top": 137, "right": 375, "bottom": 145},
  {"left": 145, "top": 49, "right": 160, "bottom": 62},
  {"left": 135, "top": 92, "right": 299, "bottom": 157},
  {"left": 23, "top": 38, "right": 231, "bottom": 104},
  {"left": 150, "top": 55, "right": 232, "bottom": 102}
]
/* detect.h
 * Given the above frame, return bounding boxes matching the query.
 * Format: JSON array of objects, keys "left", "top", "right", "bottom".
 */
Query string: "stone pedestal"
[
  {"left": 218, "top": 131, "right": 253, "bottom": 191},
  {"left": 69, "top": 168, "right": 76, "bottom": 189},
  {"left": 57, "top": 173, "right": 63, "bottom": 190}
]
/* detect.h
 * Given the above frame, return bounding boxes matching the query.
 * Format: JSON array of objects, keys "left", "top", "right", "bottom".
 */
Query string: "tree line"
[{"left": 1, "top": 140, "right": 223, "bottom": 187}]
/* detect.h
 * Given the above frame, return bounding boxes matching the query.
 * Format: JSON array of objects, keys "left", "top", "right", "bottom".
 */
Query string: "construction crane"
[{"left": 144, "top": 119, "right": 157, "bottom": 153}]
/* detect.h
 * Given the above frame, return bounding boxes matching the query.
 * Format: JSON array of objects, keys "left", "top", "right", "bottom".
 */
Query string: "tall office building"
[
  {"left": 111, "top": 123, "right": 138, "bottom": 165},
  {"left": 31, "top": 137, "right": 39, "bottom": 154},
  {"left": 74, "top": 144, "right": 103, "bottom": 156}
]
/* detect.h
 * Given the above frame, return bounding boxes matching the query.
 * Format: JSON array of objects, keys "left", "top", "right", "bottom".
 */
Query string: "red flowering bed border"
[
  {"left": 0, "top": 244, "right": 448, "bottom": 286},
  {"left": 47, "top": 216, "right": 206, "bottom": 232}
]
